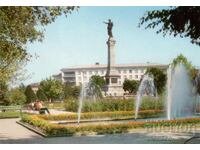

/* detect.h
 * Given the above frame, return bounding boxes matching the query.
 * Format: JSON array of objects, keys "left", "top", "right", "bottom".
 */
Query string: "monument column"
[
  {"left": 105, "top": 37, "right": 119, "bottom": 84},
  {"left": 103, "top": 19, "right": 122, "bottom": 96}
]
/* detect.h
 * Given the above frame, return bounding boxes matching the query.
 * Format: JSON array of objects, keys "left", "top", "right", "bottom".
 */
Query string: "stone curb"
[{"left": 16, "top": 121, "right": 47, "bottom": 137}]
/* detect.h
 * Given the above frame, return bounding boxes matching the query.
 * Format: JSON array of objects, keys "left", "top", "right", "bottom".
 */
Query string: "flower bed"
[
  {"left": 37, "top": 110, "right": 164, "bottom": 121},
  {"left": 21, "top": 113, "right": 200, "bottom": 137}
]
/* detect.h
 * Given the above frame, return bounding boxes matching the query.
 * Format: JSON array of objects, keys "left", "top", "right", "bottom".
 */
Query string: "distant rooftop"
[
  {"left": 29, "top": 82, "right": 40, "bottom": 87},
  {"left": 61, "top": 63, "right": 168, "bottom": 72}
]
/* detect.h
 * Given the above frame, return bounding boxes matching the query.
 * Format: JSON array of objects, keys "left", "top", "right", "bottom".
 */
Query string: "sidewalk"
[
  {"left": 22, "top": 109, "right": 76, "bottom": 115},
  {"left": 0, "top": 118, "right": 42, "bottom": 140}
]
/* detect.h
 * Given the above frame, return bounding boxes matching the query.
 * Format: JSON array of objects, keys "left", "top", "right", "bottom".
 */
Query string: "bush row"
[
  {"left": 37, "top": 110, "right": 164, "bottom": 121},
  {"left": 64, "top": 97, "right": 164, "bottom": 112},
  {"left": 21, "top": 115, "right": 200, "bottom": 137}
]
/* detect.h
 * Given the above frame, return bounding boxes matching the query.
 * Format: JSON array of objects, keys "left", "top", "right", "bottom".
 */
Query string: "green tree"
[
  {"left": 145, "top": 67, "right": 167, "bottom": 95},
  {"left": 172, "top": 54, "right": 198, "bottom": 78},
  {"left": 0, "top": 6, "right": 77, "bottom": 98},
  {"left": 0, "top": 82, "right": 10, "bottom": 105},
  {"left": 40, "top": 78, "right": 64, "bottom": 102},
  {"left": 123, "top": 79, "right": 139, "bottom": 94},
  {"left": 24, "top": 85, "right": 37, "bottom": 103},
  {"left": 9, "top": 88, "right": 26, "bottom": 105},
  {"left": 36, "top": 88, "right": 48, "bottom": 101},
  {"left": 90, "top": 75, "right": 106, "bottom": 88},
  {"left": 139, "top": 7, "right": 200, "bottom": 46},
  {"left": 88, "top": 75, "right": 106, "bottom": 99},
  {"left": 63, "top": 83, "right": 80, "bottom": 99},
  {"left": 172, "top": 54, "right": 193, "bottom": 70},
  {"left": 196, "top": 73, "right": 200, "bottom": 95},
  {"left": 172, "top": 54, "right": 200, "bottom": 92}
]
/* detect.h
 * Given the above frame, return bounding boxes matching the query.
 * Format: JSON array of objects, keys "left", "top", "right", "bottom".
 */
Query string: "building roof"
[
  {"left": 61, "top": 63, "right": 169, "bottom": 72},
  {"left": 52, "top": 73, "right": 62, "bottom": 77},
  {"left": 29, "top": 82, "right": 40, "bottom": 88}
]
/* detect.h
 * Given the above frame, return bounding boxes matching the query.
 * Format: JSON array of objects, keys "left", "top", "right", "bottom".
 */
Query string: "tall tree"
[
  {"left": 172, "top": 54, "right": 193, "bottom": 70},
  {"left": 24, "top": 85, "right": 37, "bottom": 103},
  {"left": 139, "top": 7, "right": 200, "bottom": 46},
  {"left": 9, "top": 88, "right": 26, "bottom": 105},
  {"left": 0, "top": 82, "right": 10, "bottom": 105},
  {"left": 145, "top": 67, "right": 167, "bottom": 95},
  {"left": 63, "top": 83, "right": 80, "bottom": 99},
  {"left": 36, "top": 88, "right": 48, "bottom": 101},
  {"left": 0, "top": 6, "right": 77, "bottom": 98},
  {"left": 123, "top": 79, "right": 139, "bottom": 94},
  {"left": 40, "top": 78, "right": 64, "bottom": 102}
]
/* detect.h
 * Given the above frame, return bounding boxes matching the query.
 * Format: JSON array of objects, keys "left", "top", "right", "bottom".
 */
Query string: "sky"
[{"left": 24, "top": 6, "right": 200, "bottom": 85}]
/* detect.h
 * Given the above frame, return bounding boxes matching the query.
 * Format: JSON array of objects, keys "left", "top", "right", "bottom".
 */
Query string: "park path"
[{"left": 0, "top": 118, "right": 42, "bottom": 141}]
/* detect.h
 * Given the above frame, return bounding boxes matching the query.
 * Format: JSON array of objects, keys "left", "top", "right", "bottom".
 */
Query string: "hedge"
[
  {"left": 37, "top": 110, "right": 164, "bottom": 121},
  {"left": 21, "top": 114, "right": 200, "bottom": 137},
  {"left": 64, "top": 97, "right": 164, "bottom": 112}
]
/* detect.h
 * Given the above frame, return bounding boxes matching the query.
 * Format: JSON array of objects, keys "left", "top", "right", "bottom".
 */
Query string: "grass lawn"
[{"left": 0, "top": 111, "right": 21, "bottom": 119}]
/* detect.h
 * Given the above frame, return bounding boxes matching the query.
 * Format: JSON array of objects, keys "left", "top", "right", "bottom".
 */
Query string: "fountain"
[
  {"left": 166, "top": 63, "right": 194, "bottom": 120},
  {"left": 135, "top": 74, "right": 157, "bottom": 119},
  {"left": 194, "top": 71, "right": 200, "bottom": 114},
  {"left": 77, "top": 81, "right": 102, "bottom": 124}
]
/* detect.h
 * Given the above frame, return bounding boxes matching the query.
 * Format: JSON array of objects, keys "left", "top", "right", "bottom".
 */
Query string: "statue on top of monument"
[{"left": 103, "top": 19, "right": 113, "bottom": 37}]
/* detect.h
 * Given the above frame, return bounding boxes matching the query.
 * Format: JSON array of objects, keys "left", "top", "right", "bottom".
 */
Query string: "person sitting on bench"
[{"left": 35, "top": 100, "right": 50, "bottom": 114}]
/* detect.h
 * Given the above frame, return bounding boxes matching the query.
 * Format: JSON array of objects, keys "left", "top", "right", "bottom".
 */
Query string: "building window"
[
  {"left": 135, "top": 69, "right": 138, "bottom": 73},
  {"left": 118, "top": 70, "right": 121, "bottom": 74},
  {"left": 124, "top": 75, "right": 127, "bottom": 79},
  {"left": 123, "top": 70, "right": 126, "bottom": 73},
  {"left": 111, "top": 78, "right": 118, "bottom": 83},
  {"left": 129, "top": 70, "right": 132, "bottom": 73},
  {"left": 135, "top": 75, "right": 138, "bottom": 79},
  {"left": 101, "top": 70, "right": 104, "bottom": 74},
  {"left": 77, "top": 71, "right": 81, "bottom": 75}
]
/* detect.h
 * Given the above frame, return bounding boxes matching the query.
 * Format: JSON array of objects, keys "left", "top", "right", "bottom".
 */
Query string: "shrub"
[
  {"left": 64, "top": 98, "right": 79, "bottom": 112},
  {"left": 139, "top": 96, "right": 164, "bottom": 110},
  {"left": 64, "top": 97, "right": 164, "bottom": 112}
]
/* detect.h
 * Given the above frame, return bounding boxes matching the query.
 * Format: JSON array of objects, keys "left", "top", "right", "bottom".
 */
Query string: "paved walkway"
[
  {"left": 22, "top": 109, "right": 75, "bottom": 115},
  {"left": 0, "top": 118, "right": 42, "bottom": 142}
]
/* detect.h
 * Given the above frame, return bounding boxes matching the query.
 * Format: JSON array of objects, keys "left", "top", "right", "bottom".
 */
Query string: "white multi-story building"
[{"left": 53, "top": 62, "right": 168, "bottom": 87}]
